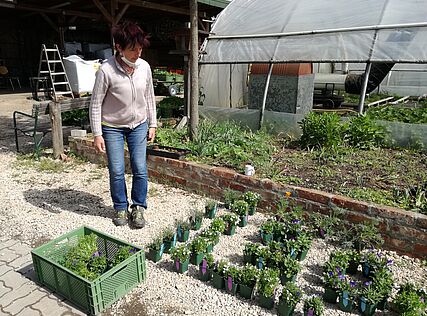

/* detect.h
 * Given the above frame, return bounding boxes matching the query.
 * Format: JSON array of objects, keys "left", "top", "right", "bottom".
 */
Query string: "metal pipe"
[
  {"left": 358, "top": 62, "right": 372, "bottom": 114},
  {"left": 207, "top": 21, "right": 427, "bottom": 40},
  {"left": 259, "top": 63, "right": 273, "bottom": 130},
  {"left": 199, "top": 59, "right": 427, "bottom": 65}
]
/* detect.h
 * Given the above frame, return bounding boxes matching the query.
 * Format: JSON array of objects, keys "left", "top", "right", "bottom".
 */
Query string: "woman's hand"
[
  {"left": 148, "top": 127, "right": 156, "bottom": 143},
  {"left": 94, "top": 135, "right": 106, "bottom": 153}
]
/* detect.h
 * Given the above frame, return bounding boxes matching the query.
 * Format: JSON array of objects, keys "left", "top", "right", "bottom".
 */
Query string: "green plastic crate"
[{"left": 31, "top": 226, "right": 146, "bottom": 315}]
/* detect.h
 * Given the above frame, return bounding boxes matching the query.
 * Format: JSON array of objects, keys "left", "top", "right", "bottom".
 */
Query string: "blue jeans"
[{"left": 102, "top": 122, "right": 148, "bottom": 211}]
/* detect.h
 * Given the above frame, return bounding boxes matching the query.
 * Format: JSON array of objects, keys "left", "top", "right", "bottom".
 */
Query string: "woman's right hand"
[{"left": 94, "top": 135, "right": 106, "bottom": 153}]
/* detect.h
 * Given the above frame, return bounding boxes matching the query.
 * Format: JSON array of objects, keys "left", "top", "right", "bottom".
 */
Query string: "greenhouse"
[{"left": 198, "top": 0, "right": 427, "bottom": 146}]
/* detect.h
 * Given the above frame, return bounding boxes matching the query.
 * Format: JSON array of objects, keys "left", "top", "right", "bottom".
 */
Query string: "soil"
[{"left": 266, "top": 146, "right": 427, "bottom": 211}]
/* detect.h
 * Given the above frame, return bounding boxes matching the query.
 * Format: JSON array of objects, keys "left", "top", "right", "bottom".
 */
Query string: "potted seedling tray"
[
  {"left": 147, "top": 145, "right": 191, "bottom": 160},
  {"left": 31, "top": 226, "right": 146, "bottom": 315}
]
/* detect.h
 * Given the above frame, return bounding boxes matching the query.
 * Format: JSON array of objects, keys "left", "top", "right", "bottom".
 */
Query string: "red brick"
[
  {"left": 166, "top": 158, "right": 187, "bottom": 168},
  {"left": 344, "top": 211, "right": 372, "bottom": 224},
  {"left": 234, "top": 174, "right": 261, "bottom": 188},
  {"left": 295, "top": 187, "right": 332, "bottom": 205},
  {"left": 415, "top": 213, "right": 427, "bottom": 230},
  {"left": 331, "top": 195, "right": 370, "bottom": 213},
  {"left": 210, "top": 167, "right": 236, "bottom": 180},
  {"left": 391, "top": 225, "right": 427, "bottom": 242},
  {"left": 306, "top": 202, "right": 330, "bottom": 216},
  {"left": 413, "top": 243, "right": 427, "bottom": 258},
  {"left": 259, "top": 179, "right": 284, "bottom": 192},
  {"left": 148, "top": 169, "right": 161, "bottom": 178},
  {"left": 383, "top": 235, "right": 412, "bottom": 253},
  {"left": 369, "top": 205, "right": 416, "bottom": 226}
]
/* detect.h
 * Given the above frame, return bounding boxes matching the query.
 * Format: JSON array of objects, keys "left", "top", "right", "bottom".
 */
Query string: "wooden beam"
[
  {"left": 117, "top": 0, "right": 189, "bottom": 15},
  {"left": 92, "top": 0, "right": 114, "bottom": 23},
  {"left": 189, "top": 0, "right": 199, "bottom": 139},
  {"left": 40, "top": 13, "right": 59, "bottom": 33},
  {"left": 115, "top": 4, "right": 130, "bottom": 24},
  {"left": 2, "top": 3, "right": 102, "bottom": 20}
]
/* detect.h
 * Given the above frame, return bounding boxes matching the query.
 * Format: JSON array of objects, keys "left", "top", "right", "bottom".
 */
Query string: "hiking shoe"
[
  {"left": 130, "top": 206, "right": 146, "bottom": 228},
  {"left": 113, "top": 210, "right": 128, "bottom": 226}
]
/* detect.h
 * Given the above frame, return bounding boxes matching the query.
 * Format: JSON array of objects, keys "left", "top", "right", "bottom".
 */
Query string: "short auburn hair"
[{"left": 112, "top": 21, "right": 150, "bottom": 51}]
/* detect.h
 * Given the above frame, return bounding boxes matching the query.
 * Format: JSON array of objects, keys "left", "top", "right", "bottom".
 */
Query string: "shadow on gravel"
[
  {"left": 0, "top": 116, "right": 21, "bottom": 153},
  {"left": 23, "top": 187, "right": 112, "bottom": 218}
]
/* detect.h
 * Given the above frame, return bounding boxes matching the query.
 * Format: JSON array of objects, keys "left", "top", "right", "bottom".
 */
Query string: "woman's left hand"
[{"left": 148, "top": 127, "right": 156, "bottom": 143}]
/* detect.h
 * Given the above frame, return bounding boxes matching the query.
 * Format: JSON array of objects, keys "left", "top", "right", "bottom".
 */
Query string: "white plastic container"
[{"left": 63, "top": 55, "right": 101, "bottom": 94}]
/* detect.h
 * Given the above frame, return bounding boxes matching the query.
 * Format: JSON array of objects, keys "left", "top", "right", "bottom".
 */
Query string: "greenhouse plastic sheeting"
[{"left": 201, "top": 0, "right": 427, "bottom": 64}]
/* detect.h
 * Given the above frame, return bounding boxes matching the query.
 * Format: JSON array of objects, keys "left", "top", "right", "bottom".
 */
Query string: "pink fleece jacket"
[{"left": 89, "top": 56, "right": 157, "bottom": 137}]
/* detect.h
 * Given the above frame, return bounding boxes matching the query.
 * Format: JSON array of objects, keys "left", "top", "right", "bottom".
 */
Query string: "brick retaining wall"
[{"left": 69, "top": 137, "right": 427, "bottom": 259}]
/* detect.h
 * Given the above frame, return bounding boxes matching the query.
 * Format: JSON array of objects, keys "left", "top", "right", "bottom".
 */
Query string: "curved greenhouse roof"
[{"left": 200, "top": 0, "right": 427, "bottom": 64}]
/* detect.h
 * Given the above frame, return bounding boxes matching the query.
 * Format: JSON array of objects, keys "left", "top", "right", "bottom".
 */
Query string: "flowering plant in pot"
[
  {"left": 170, "top": 245, "right": 190, "bottom": 273},
  {"left": 257, "top": 268, "right": 280, "bottom": 309},
  {"left": 351, "top": 221, "right": 384, "bottom": 251},
  {"left": 278, "top": 282, "right": 303, "bottom": 316},
  {"left": 223, "top": 188, "right": 241, "bottom": 209},
  {"left": 199, "top": 253, "right": 215, "bottom": 282},
  {"left": 259, "top": 220, "right": 275, "bottom": 244},
  {"left": 223, "top": 264, "right": 240, "bottom": 295},
  {"left": 204, "top": 199, "right": 218, "bottom": 219},
  {"left": 209, "top": 217, "right": 226, "bottom": 236},
  {"left": 231, "top": 200, "right": 249, "bottom": 227},
  {"left": 200, "top": 228, "right": 220, "bottom": 249},
  {"left": 322, "top": 266, "right": 345, "bottom": 304},
  {"left": 176, "top": 219, "right": 191, "bottom": 242},
  {"left": 242, "top": 191, "right": 261, "bottom": 215},
  {"left": 162, "top": 226, "right": 177, "bottom": 254},
  {"left": 243, "top": 242, "right": 260, "bottom": 264},
  {"left": 372, "top": 267, "right": 393, "bottom": 310},
  {"left": 394, "top": 282, "right": 427, "bottom": 316},
  {"left": 221, "top": 213, "right": 239, "bottom": 235},
  {"left": 277, "top": 255, "right": 301, "bottom": 285},
  {"left": 361, "top": 249, "right": 392, "bottom": 278},
  {"left": 239, "top": 264, "right": 259, "bottom": 299},
  {"left": 212, "top": 259, "right": 227, "bottom": 289},
  {"left": 303, "top": 295, "right": 324, "bottom": 316},
  {"left": 147, "top": 235, "right": 165, "bottom": 263},
  {"left": 359, "top": 280, "right": 382, "bottom": 316},
  {"left": 284, "top": 218, "right": 303, "bottom": 240},
  {"left": 336, "top": 275, "right": 358, "bottom": 313},
  {"left": 189, "top": 209, "right": 204, "bottom": 230},
  {"left": 189, "top": 236, "right": 208, "bottom": 265},
  {"left": 295, "top": 231, "right": 312, "bottom": 261},
  {"left": 327, "top": 250, "right": 350, "bottom": 272},
  {"left": 343, "top": 249, "right": 360, "bottom": 274}
]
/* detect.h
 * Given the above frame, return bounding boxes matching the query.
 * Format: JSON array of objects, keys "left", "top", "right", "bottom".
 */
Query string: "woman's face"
[{"left": 118, "top": 43, "right": 142, "bottom": 62}]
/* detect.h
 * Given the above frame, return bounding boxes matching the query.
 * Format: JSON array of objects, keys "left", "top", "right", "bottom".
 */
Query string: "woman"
[{"left": 90, "top": 21, "right": 157, "bottom": 228}]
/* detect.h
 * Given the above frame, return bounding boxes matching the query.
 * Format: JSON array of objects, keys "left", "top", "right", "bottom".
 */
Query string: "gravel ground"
[{"left": 0, "top": 93, "right": 426, "bottom": 316}]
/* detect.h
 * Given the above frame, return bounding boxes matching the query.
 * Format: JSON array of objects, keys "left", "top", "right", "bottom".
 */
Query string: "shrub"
[{"left": 343, "top": 114, "right": 386, "bottom": 149}]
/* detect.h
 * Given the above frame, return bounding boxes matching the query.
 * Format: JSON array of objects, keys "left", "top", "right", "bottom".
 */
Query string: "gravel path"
[{"left": 0, "top": 93, "right": 426, "bottom": 316}]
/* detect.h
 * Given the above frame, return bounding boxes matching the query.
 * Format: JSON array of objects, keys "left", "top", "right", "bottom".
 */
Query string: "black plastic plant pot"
[
  {"left": 212, "top": 271, "right": 224, "bottom": 289},
  {"left": 190, "top": 252, "right": 204, "bottom": 265},
  {"left": 224, "top": 224, "right": 236, "bottom": 236},
  {"left": 177, "top": 227, "right": 190, "bottom": 242},
  {"left": 277, "top": 301, "right": 296, "bottom": 316},
  {"left": 174, "top": 258, "right": 189, "bottom": 274},
  {"left": 238, "top": 215, "right": 248, "bottom": 227},
  {"left": 239, "top": 284, "right": 254, "bottom": 299},
  {"left": 323, "top": 286, "right": 338, "bottom": 304},
  {"left": 258, "top": 294, "right": 274, "bottom": 309},
  {"left": 198, "top": 260, "right": 212, "bottom": 282},
  {"left": 248, "top": 205, "right": 256, "bottom": 216},
  {"left": 224, "top": 276, "right": 238, "bottom": 295}
]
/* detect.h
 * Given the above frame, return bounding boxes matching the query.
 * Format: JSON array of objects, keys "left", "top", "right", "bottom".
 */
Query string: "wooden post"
[
  {"left": 49, "top": 101, "right": 64, "bottom": 158},
  {"left": 189, "top": 0, "right": 199, "bottom": 140}
]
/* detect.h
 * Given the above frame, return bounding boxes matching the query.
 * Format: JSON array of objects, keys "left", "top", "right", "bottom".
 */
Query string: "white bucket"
[{"left": 244, "top": 164, "right": 255, "bottom": 176}]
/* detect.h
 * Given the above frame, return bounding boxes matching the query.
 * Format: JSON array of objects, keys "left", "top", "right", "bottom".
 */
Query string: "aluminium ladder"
[{"left": 36, "top": 44, "right": 74, "bottom": 101}]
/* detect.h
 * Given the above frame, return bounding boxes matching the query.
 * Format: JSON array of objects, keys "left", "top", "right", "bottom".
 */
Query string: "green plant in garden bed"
[
  {"left": 366, "top": 103, "right": 427, "bottom": 124},
  {"left": 343, "top": 114, "right": 386, "bottom": 149}
]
